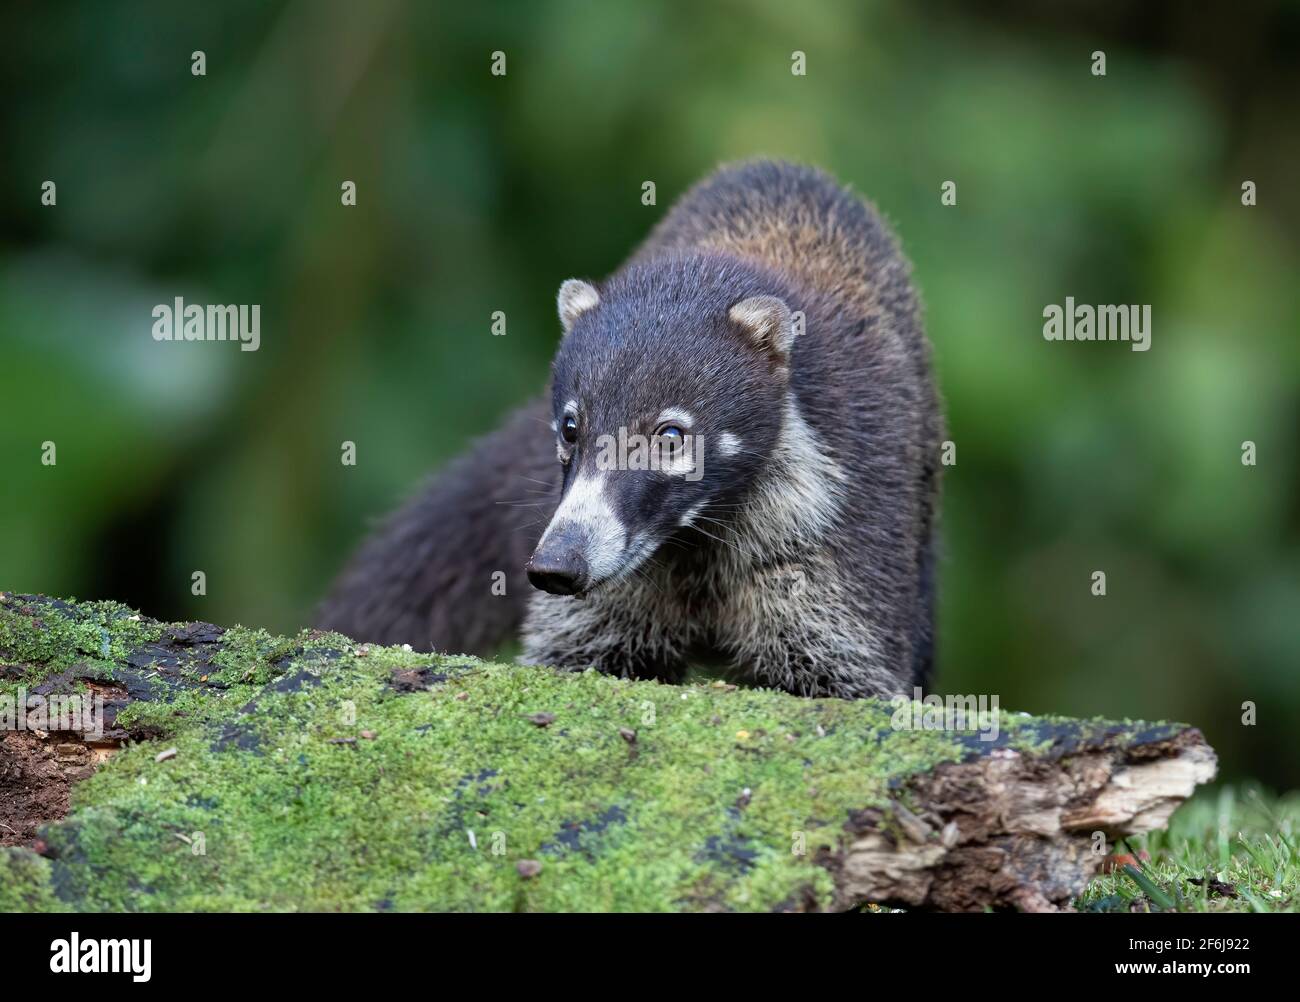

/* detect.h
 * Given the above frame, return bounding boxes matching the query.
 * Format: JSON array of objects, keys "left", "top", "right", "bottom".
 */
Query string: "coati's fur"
[{"left": 317, "top": 160, "right": 943, "bottom": 698}]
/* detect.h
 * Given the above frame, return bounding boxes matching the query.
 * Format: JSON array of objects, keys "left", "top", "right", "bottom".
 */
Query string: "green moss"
[
  {"left": 24, "top": 662, "right": 973, "bottom": 910},
  {"left": 204, "top": 625, "right": 295, "bottom": 686},
  {"left": 0, "top": 848, "right": 58, "bottom": 912},
  {"left": 1, "top": 595, "right": 1198, "bottom": 912},
  {"left": 0, "top": 593, "right": 164, "bottom": 690},
  {"left": 112, "top": 684, "right": 257, "bottom": 735}
]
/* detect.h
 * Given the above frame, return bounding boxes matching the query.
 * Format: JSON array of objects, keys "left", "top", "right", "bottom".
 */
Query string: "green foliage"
[{"left": 1079, "top": 786, "right": 1300, "bottom": 913}]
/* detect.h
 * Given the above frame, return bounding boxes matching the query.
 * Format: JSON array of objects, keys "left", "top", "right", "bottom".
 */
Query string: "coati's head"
[{"left": 526, "top": 253, "right": 798, "bottom": 596}]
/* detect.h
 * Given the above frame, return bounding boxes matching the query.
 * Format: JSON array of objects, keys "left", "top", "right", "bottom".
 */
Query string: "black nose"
[{"left": 526, "top": 551, "right": 589, "bottom": 596}]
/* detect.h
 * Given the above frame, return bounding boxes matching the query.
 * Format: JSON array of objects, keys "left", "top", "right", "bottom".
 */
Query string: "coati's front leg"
[{"left": 519, "top": 586, "right": 692, "bottom": 683}]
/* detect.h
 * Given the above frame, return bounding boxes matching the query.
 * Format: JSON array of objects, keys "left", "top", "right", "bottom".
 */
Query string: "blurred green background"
[{"left": 2, "top": 1, "right": 1297, "bottom": 787}]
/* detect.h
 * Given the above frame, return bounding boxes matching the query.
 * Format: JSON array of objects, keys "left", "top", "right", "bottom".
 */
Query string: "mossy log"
[{"left": 0, "top": 593, "right": 1216, "bottom": 912}]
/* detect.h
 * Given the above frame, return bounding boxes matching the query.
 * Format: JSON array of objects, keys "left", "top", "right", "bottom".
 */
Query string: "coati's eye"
[
  {"left": 560, "top": 414, "right": 578, "bottom": 445},
  {"left": 655, "top": 424, "right": 687, "bottom": 455}
]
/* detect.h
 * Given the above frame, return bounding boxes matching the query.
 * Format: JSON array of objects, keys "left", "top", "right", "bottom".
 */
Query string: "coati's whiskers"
[{"left": 681, "top": 522, "right": 745, "bottom": 557}]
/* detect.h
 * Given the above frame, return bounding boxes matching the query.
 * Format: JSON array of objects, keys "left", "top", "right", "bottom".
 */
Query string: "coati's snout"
[
  {"left": 526, "top": 470, "right": 635, "bottom": 596},
  {"left": 526, "top": 525, "right": 590, "bottom": 595}
]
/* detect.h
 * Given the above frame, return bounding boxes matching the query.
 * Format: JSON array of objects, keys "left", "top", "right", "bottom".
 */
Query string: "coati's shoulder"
[{"left": 632, "top": 158, "right": 917, "bottom": 328}]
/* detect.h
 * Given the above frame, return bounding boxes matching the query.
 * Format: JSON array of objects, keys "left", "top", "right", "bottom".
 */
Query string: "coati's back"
[{"left": 634, "top": 159, "right": 928, "bottom": 373}]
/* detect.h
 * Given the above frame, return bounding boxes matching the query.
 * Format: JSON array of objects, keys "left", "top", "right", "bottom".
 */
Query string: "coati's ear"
[
  {"left": 557, "top": 279, "right": 600, "bottom": 335},
  {"left": 729, "top": 295, "right": 794, "bottom": 361}
]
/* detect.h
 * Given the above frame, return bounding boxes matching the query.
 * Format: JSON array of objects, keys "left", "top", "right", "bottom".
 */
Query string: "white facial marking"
[
  {"left": 678, "top": 503, "right": 705, "bottom": 528},
  {"left": 655, "top": 407, "right": 694, "bottom": 429},
  {"left": 651, "top": 409, "right": 701, "bottom": 479},
  {"left": 541, "top": 472, "right": 627, "bottom": 580},
  {"left": 657, "top": 433, "right": 702, "bottom": 479},
  {"left": 718, "top": 431, "right": 741, "bottom": 456}
]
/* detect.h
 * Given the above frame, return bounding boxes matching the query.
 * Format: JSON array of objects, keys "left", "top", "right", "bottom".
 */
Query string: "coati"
[{"left": 317, "top": 159, "right": 943, "bottom": 699}]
